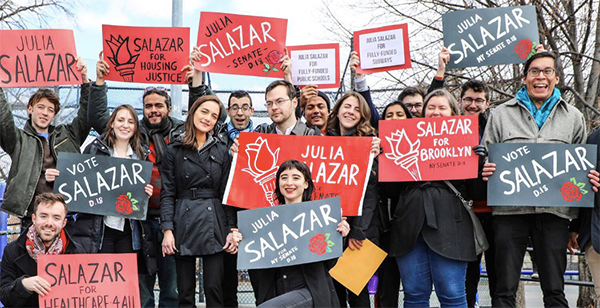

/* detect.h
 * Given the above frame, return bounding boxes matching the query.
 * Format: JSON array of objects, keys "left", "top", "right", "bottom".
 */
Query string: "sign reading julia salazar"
[
  {"left": 37, "top": 253, "right": 140, "bottom": 308},
  {"left": 287, "top": 43, "right": 340, "bottom": 89},
  {"left": 488, "top": 143, "right": 596, "bottom": 207},
  {"left": 379, "top": 115, "right": 480, "bottom": 182},
  {"left": 237, "top": 197, "right": 343, "bottom": 270},
  {"left": 53, "top": 152, "right": 153, "bottom": 220},
  {"left": 352, "top": 24, "right": 412, "bottom": 74},
  {"left": 443, "top": 6, "right": 539, "bottom": 68},
  {"left": 0, "top": 29, "right": 82, "bottom": 87}
]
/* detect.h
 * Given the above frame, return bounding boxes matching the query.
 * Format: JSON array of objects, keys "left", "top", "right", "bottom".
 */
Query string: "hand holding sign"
[
  {"left": 350, "top": 51, "right": 364, "bottom": 79},
  {"left": 96, "top": 51, "right": 110, "bottom": 85},
  {"left": 22, "top": 276, "right": 51, "bottom": 296}
]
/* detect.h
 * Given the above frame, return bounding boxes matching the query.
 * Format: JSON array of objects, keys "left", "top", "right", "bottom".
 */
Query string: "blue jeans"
[
  {"left": 139, "top": 218, "right": 178, "bottom": 308},
  {"left": 396, "top": 235, "right": 467, "bottom": 308}
]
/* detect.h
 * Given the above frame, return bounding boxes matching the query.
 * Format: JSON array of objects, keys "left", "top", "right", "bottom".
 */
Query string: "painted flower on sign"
[
  {"left": 560, "top": 177, "right": 588, "bottom": 202},
  {"left": 262, "top": 50, "right": 283, "bottom": 76},
  {"left": 308, "top": 233, "right": 335, "bottom": 255},
  {"left": 115, "top": 192, "right": 139, "bottom": 215}
]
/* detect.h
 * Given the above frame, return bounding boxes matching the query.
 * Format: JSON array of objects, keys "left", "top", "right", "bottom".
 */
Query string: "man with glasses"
[{"left": 397, "top": 87, "right": 425, "bottom": 118}]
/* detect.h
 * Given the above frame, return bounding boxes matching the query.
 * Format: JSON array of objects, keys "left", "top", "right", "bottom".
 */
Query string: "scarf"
[
  {"left": 142, "top": 116, "right": 173, "bottom": 164},
  {"left": 227, "top": 119, "right": 254, "bottom": 141},
  {"left": 25, "top": 224, "right": 68, "bottom": 261},
  {"left": 516, "top": 86, "right": 562, "bottom": 129}
]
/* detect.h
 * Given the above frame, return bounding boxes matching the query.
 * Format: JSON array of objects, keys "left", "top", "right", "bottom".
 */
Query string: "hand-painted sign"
[
  {"left": 488, "top": 143, "right": 596, "bottom": 207},
  {"left": 102, "top": 25, "right": 190, "bottom": 84},
  {"left": 0, "top": 29, "right": 81, "bottom": 87},
  {"left": 223, "top": 133, "right": 373, "bottom": 216},
  {"left": 287, "top": 43, "right": 340, "bottom": 89},
  {"left": 53, "top": 152, "right": 153, "bottom": 220},
  {"left": 237, "top": 197, "right": 343, "bottom": 270},
  {"left": 379, "top": 115, "right": 479, "bottom": 182},
  {"left": 353, "top": 24, "right": 411, "bottom": 74},
  {"left": 443, "top": 6, "right": 539, "bottom": 68},
  {"left": 195, "top": 12, "right": 287, "bottom": 78},
  {"left": 37, "top": 253, "right": 140, "bottom": 308}
]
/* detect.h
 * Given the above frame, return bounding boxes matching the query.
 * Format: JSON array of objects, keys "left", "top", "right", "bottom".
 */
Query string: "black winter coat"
[{"left": 255, "top": 121, "right": 320, "bottom": 136}]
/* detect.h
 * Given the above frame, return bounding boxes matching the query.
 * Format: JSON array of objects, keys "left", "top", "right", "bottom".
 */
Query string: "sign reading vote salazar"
[
  {"left": 237, "top": 197, "right": 343, "bottom": 270},
  {"left": 443, "top": 6, "right": 539, "bottom": 68},
  {"left": 488, "top": 143, "right": 596, "bottom": 207},
  {"left": 53, "top": 153, "right": 153, "bottom": 220}
]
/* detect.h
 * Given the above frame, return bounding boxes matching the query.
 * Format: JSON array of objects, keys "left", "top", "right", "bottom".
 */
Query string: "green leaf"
[
  {"left": 132, "top": 204, "right": 139, "bottom": 211},
  {"left": 127, "top": 192, "right": 132, "bottom": 198},
  {"left": 262, "top": 68, "right": 268, "bottom": 72},
  {"left": 327, "top": 240, "right": 335, "bottom": 247},
  {"left": 325, "top": 233, "right": 330, "bottom": 241},
  {"left": 131, "top": 198, "right": 138, "bottom": 205},
  {"left": 272, "top": 68, "right": 279, "bottom": 72},
  {"left": 264, "top": 63, "right": 271, "bottom": 70},
  {"left": 326, "top": 247, "right": 332, "bottom": 253},
  {"left": 570, "top": 177, "right": 577, "bottom": 185}
]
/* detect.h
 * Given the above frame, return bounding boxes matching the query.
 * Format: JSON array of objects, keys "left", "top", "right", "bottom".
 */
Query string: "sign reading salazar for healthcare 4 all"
[
  {"left": 223, "top": 133, "right": 373, "bottom": 216},
  {"left": 443, "top": 6, "right": 539, "bottom": 68},
  {"left": 37, "top": 253, "right": 140, "bottom": 308},
  {"left": 352, "top": 23, "right": 412, "bottom": 75},
  {"left": 287, "top": 43, "right": 340, "bottom": 89},
  {"left": 53, "top": 152, "right": 153, "bottom": 220},
  {"left": 195, "top": 12, "right": 287, "bottom": 78},
  {"left": 379, "top": 115, "right": 479, "bottom": 182},
  {"left": 237, "top": 197, "right": 343, "bottom": 270},
  {"left": 488, "top": 143, "right": 596, "bottom": 207},
  {"left": 0, "top": 29, "right": 82, "bottom": 87},
  {"left": 102, "top": 25, "right": 190, "bottom": 84}
]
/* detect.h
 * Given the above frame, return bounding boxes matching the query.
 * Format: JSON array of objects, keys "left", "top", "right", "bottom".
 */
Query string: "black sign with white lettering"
[
  {"left": 237, "top": 197, "right": 343, "bottom": 270},
  {"left": 488, "top": 143, "right": 596, "bottom": 207},
  {"left": 54, "top": 152, "right": 153, "bottom": 219}
]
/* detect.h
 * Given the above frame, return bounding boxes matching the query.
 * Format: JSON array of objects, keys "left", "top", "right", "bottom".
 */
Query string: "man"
[
  {"left": 0, "top": 59, "right": 89, "bottom": 227},
  {"left": 300, "top": 85, "right": 331, "bottom": 133},
  {"left": 225, "top": 90, "right": 255, "bottom": 145},
  {"left": 0, "top": 193, "right": 82, "bottom": 307},
  {"left": 397, "top": 87, "right": 425, "bottom": 118}
]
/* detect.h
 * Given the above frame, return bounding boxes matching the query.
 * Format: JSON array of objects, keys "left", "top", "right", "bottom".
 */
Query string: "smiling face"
[
  {"left": 305, "top": 96, "right": 329, "bottom": 131},
  {"left": 111, "top": 109, "right": 136, "bottom": 142},
  {"left": 523, "top": 57, "right": 559, "bottom": 106},
  {"left": 266, "top": 85, "right": 297, "bottom": 125},
  {"left": 227, "top": 96, "right": 254, "bottom": 130},
  {"left": 32, "top": 201, "right": 67, "bottom": 247},
  {"left": 402, "top": 94, "right": 424, "bottom": 118},
  {"left": 425, "top": 96, "right": 453, "bottom": 118},
  {"left": 193, "top": 100, "right": 220, "bottom": 134},
  {"left": 28, "top": 98, "right": 56, "bottom": 134},
  {"left": 143, "top": 93, "right": 171, "bottom": 125},
  {"left": 337, "top": 96, "right": 360, "bottom": 134},
  {"left": 279, "top": 167, "right": 309, "bottom": 204},
  {"left": 384, "top": 104, "right": 408, "bottom": 120},
  {"left": 460, "top": 89, "right": 489, "bottom": 115}
]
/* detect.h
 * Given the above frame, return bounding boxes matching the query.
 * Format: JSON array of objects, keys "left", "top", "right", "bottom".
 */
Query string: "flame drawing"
[
  {"left": 385, "top": 129, "right": 422, "bottom": 181},
  {"left": 242, "top": 137, "right": 281, "bottom": 206},
  {"left": 105, "top": 35, "right": 140, "bottom": 82}
]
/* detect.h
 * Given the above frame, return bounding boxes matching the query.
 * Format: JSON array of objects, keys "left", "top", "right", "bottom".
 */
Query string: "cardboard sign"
[
  {"left": 37, "top": 253, "right": 140, "bottom": 308},
  {"left": 488, "top": 143, "right": 596, "bottom": 207},
  {"left": 102, "top": 25, "right": 190, "bottom": 84},
  {"left": 223, "top": 133, "right": 373, "bottom": 216},
  {"left": 329, "top": 239, "right": 387, "bottom": 296},
  {"left": 53, "top": 153, "right": 153, "bottom": 220},
  {"left": 195, "top": 12, "right": 287, "bottom": 78},
  {"left": 0, "top": 29, "right": 81, "bottom": 87},
  {"left": 379, "top": 115, "right": 479, "bottom": 182},
  {"left": 237, "top": 197, "right": 343, "bottom": 270},
  {"left": 352, "top": 24, "right": 411, "bottom": 74},
  {"left": 287, "top": 43, "right": 340, "bottom": 89},
  {"left": 443, "top": 6, "right": 539, "bottom": 68}
]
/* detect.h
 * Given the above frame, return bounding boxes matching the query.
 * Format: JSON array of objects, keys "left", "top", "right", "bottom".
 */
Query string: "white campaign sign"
[
  {"left": 290, "top": 48, "right": 337, "bottom": 86},
  {"left": 358, "top": 28, "right": 405, "bottom": 70}
]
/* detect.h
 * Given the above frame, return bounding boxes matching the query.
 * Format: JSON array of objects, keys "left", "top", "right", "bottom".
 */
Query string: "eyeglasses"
[
  {"left": 462, "top": 97, "right": 487, "bottom": 105},
  {"left": 265, "top": 98, "right": 290, "bottom": 109},
  {"left": 527, "top": 68, "right": 555, "bottom": 77},
  {"left": 229, "top": 105, "right": 252, "bottom": 112},
  {"left": 404, "top": 103, "right": 423, "bottom": 110},
  {"left": 144, "top": 86, "right": 168, "bottom": 93}
]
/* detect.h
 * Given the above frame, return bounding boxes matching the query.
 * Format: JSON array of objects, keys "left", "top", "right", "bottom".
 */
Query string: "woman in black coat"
[{"left": 160, "top": 95, "right": 238, "bottom": 308}]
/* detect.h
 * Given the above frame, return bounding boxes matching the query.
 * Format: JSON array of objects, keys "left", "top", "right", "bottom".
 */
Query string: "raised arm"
[
  {"left": 350, "top": 51, "right": 380, "bottom": 129},
  {"left": 0, "top": 88, "right": 20, "bottom": 156},
  {"left": 87, "top": 53, "right": 111, "bottom": 135},
  {"left": 67, "top": 57, "right": 92, "bottom": 145},
  {"left": 427, "top": 47, "right": 449, "bottom": 94}
]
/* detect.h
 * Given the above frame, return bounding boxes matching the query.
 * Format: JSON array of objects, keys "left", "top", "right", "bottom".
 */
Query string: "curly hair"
[{"left": 326, "top": 91, "right": 376, "bottom": 136}]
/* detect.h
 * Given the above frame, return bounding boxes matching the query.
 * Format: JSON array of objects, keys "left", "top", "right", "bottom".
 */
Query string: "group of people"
[{"left": 0, "top": 41, "right": 598, "bottom": 308}]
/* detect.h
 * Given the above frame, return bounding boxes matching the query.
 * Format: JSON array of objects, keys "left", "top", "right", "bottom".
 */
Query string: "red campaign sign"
[
  {"left": 102, "top": 25, "right": 190, "bottom": 84},
  {"left": 353, "top": 24, "right": 412, "bottom": 75},
  {"left": 37, "top": 253, "right": 140, "bottom": 308},
  {"left": 379, "top": 115, "right": 479, "bottom": 182},
  {"left": 287, "top": 43, "right": 340, "bottom": 89},
  {"left": 223, "top": 133, "right": 373, "bottom": 216},
  {"left": 195, "top": 12, "right": 287, "bottom": 78},
  {"left": 0, "top": 29, "right": 81, "bottom": 87}
]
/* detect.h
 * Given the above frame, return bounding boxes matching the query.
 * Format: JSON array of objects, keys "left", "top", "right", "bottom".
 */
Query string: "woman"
[
  {"left": 390, "top": 88, "right": 476, "bottom": 307},
  {"left": 160, "top": 95, "right": 237, "bottom": 308},
  {"left": 382, "top": 100, "right": 412, "bottom": 121},
  {"left": 245, "top": 160, "right": 349, "bottom": 308}
]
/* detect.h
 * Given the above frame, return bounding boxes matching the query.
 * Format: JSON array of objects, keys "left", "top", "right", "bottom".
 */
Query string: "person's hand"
[
  {"left": 588, "top": 169, "right": 600, "bottom": 193},
  {"left": 300, "top": 85, "right": 319, "bottom": 109},
  {"left": 482, "top": 162, "right": 496, "bottom": 181},
  {"left": 223, "top": 228, "right": 242, "bottom": 254},
  {"left": 181, "top": 64, "right": 194, "bottom": 84},
  {"left": 348, "top": 238, "right": 363, "bottom": 250},
  {"left": 161, "top": 230, "right": 178, "bottom": 257},
  {"left": 230, "top": 138, "right": 239, "bottom": 154},
  {"left": 436, "top": 47, "right": 449, "bottom": 79},
  {"left": 190, "top": 46, "right": 202, "bottom": 63},
  {"left": 371, "top": 137, "right": 381, "bottom": 157},
  {"left": 349, "top": 51, "right": 364, "bottom": 79},
  {"left": 22, "top": 276, "right": 51, "bottom": 296},
  {"left": 535, "top": 44, "right": 547, "bottom": 53},
  {"left": 187, "top": 46, "right": 204, "bottom": 86},
  {"left": 336, "top": 217, "right": 350, "bottom": 237},
  {"left": 567, "top": 231, "right": 579, "bottom": 255},
  {"left": 96, "top": 51, "right": 110, "bottom": 85},
  {"left": 45, "top": 168, "right": 60, "bottom": 183},
  {"left": 281, "top": 49, "right": 292, "bottom": 82},
  {"left": 144, "top": 184, "right": 153, "bottom": 197},
  {"left": 76, "top": 56, "right": 88, "bottom": 83},
  {"left": 472, "top": 145, "right": 487, "bottom": 157}
]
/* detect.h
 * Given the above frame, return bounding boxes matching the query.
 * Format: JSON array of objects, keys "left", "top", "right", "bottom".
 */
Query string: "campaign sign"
[
  {"left": 102, "top": 25, "right": 190, "bottom": 84},
  {"left": 287, "top": 43, "right": 340, "bottom": 89},
  {"left": 488, "top": 143, "right": 596, "bottom": 207},
  {"left": 223, "top": 133, "right": 373, "bottom": 216},
  {"left": 53, "top": 153, "right": 153, "bottom": 220},
  {"left": 353, "top": 24, "right": 411, "bottom": 74},
  {"left": 443, "top": 6, "right": 539, "bottom": 68},
  {"left": 237, "top": 197, "right": 343, "bottom": 270},
  {"left": 195, "top": 12, "right": 287, "bottom": 78},
  {"left": 379, "top": 115, "right": 479, "bottom": 182},
  {"left": 37, "top": 253, "right": 140, "bottom": 308},
  {"left": 0, "top": 29, "right": 81, "bottom": 87}
]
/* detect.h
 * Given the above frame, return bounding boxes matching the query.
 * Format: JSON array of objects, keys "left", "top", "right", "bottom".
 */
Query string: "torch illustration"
[
  {"left": 385, "top": 129, "right": 422, "bottom": 181},
  {"left": 105, "top": 35, "right": 140, "bottom": 82},
  {"left": 242, "top": 137, "right": 281, "bottom": 206}
]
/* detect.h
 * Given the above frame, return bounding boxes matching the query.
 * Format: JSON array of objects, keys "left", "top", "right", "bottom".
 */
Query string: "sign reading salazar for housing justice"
[
  {"left": 237, "top": 197, "right": 343, "bottom": 270},
  {"left": 195, "top": 12, "right": 287, "bottom": 78},
  {"left": 53, "top": 153, "right": 153, "bottom": 220},
  {"left": 37, "top": 253, "right": 140, "bottom": 308},
  {"left": 0, "top": 29, "right": 81, "bottom": 87},
  {"left": 102, "top": 25, "right": 190, "bottom": 84},
  {"left": 352, "top": 23, "right": 412, "bottom": 74},
  {"left": 443, "top": 6, "right": 539, "bottom": 68},
  {"left": 488, "top": 143, "right": 596, "bottom": 207},
  {"left": 287, "top": 43, "right": 340, "bottom": 89},
  {"left": 223, "top": 133, "right": 373, "bottom": 216},
  {"left": 379, "top": 115, "right": 479, "bottom": 182}
]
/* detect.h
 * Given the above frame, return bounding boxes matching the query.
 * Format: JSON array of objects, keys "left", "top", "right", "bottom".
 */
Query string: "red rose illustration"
[
  {"left": 115, "top": 194, "right": 133, "bottom": 214},
  {"left": 560, "top": 181, "right": 582, "bottom": 202},
  {"left": 308, "top": 234, "right": 327, "bottom": 255},
  {"left": 515, "top": 39, "right": 533, "bottom": 59},
  {"left": 266, "top": 50, "right": 284, "bottom": 65}
]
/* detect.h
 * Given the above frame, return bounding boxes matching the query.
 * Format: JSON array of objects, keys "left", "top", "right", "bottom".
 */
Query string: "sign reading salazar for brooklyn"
[
  {"left": 442, "top": 6, "right": 539, "bottom": 68},
  {"left": 488, "top": 143, "right": 596, "bottom": 207}
]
